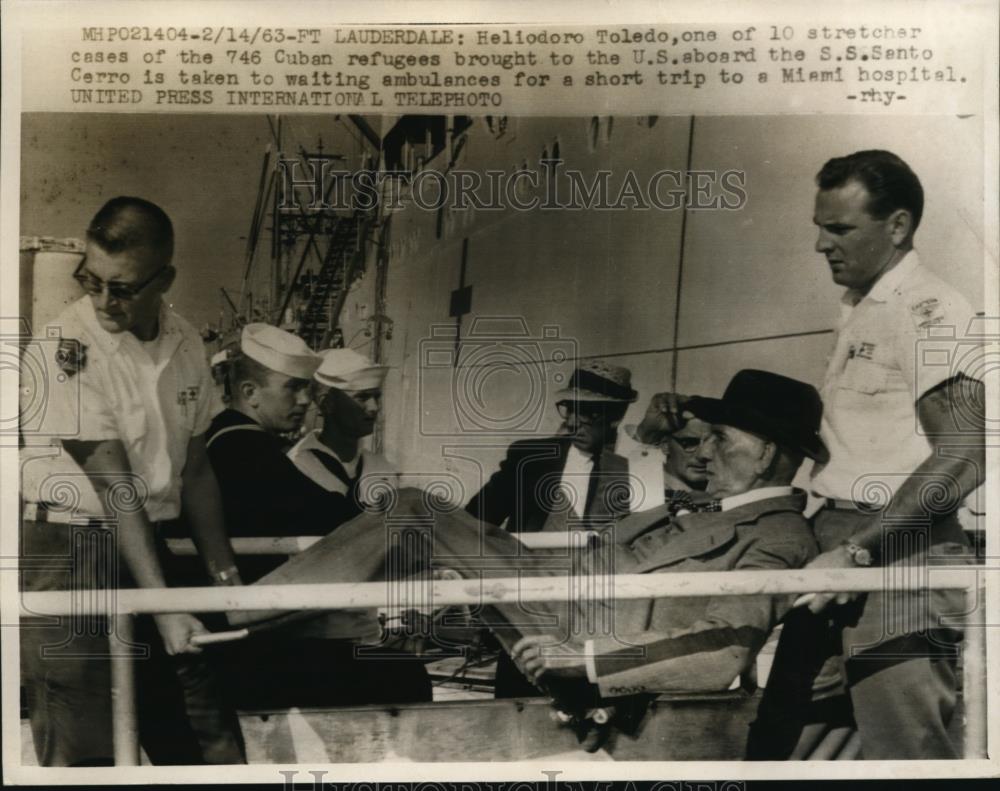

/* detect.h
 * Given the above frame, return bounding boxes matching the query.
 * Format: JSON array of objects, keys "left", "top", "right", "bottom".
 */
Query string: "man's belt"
[
  {"left": 821, "top": 497, "right": 961, "bottom": 521},
  {"left": 823, "top": 498, "right": 863, "bottom": 511},
  {"left": 821, "top": 498, "right": 883, "bottom": 512},
  {"left": 22, "top": 502, "right": 108, "bottom": 525}
]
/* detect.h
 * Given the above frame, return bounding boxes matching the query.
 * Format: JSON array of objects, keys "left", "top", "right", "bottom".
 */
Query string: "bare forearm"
[
  {"left": 851, "top": 448, "right": 984, "bottom": 553},
  {"left": 62, "top": 437, "right": 209, "bottom": 651},
  {"left": 114, "top": 509, "right": 168, "bottom": 589},
  {"left": 852, "top": 376, "right": 985, "bottom": 553},
  {"left": 61, "top": 438, "right": 167, "bottom": 588}
]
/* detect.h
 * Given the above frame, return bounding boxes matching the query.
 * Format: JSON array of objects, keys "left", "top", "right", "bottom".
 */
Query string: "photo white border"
[{"left": 2, "top": 0, "right": 997, "bottom": 784}]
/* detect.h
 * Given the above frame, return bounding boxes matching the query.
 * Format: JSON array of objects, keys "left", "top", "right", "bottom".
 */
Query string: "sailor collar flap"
[{"left": 627, "top": 492, "right": 806, "bottom": 572}]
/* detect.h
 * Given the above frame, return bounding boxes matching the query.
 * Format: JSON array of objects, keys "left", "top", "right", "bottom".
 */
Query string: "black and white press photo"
[{"left": 2, "top": 0, "right": 997, "bottom": 784}]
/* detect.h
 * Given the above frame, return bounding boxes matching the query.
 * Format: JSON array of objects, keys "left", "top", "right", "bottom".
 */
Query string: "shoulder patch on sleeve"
[
  {"left": 909, "top": 296, "right": 945, "bottom": 328},
  {"left": 54, "top": 339, "right": 88, "bottom": 377}
]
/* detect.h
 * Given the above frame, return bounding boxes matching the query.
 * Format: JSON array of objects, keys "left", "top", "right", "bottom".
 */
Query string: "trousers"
[
  {"left": 20, "top": 521, "right": 246, "bottom": 766},
  {"left": 166, "top": 550, "right": 433, "bottom": 710},
  {"left": 746, "top": 508, "right": 972, "bottom": 760},
  {"left": 235, "top": 490, "right": 636, "bottom": 669}
]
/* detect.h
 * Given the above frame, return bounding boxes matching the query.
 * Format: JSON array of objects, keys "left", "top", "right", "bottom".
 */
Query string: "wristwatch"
[
  {"left": 842, "top": 542, "right": 874, "bottom": 567},
  {"left": 212, "top": 565, "right": 241, "bottom": 585}
]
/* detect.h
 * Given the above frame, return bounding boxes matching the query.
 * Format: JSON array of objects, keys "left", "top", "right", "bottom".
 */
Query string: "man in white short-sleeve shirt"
[
  {"left": 20, "top": 197, "right": 243, "bottom": 766},
  {"left": 812, "top": 250, "right": 979, "bottom": 501},
  {"left": 748, "top": 151, "right": 985, "bottom": 761}
]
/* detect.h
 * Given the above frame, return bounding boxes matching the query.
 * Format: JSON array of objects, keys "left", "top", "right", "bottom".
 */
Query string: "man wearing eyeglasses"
[
  {"left": 465, "top": 360, "right": 637, "bottom": 535},
  {"left": 230, "top": 369, "right": 823, "bottom": 751},
  {"left": 463, "top": 360, "right": 636, "bottom": 697},
  {"left": 20, "top": 196, "right": 244, "bottom": 765}
]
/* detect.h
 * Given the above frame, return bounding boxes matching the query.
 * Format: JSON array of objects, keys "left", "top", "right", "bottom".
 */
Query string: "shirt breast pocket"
[
  {"left": 178, "top": 394, "right": 200, "bottom": 433},
  {"left": 838, "top": 358, "right": 890, "bottom": 395}
]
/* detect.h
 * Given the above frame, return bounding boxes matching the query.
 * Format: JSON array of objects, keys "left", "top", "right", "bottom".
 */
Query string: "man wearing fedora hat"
[
  {"left": 465, "top": 359, "right": 637, "bottom": 697},
  {"left": 510, "top": 369, "right": 824, "bottom": 697},
  {"left": 466, "top": 360, "right": 637, "bottom": 535},
  {"left": 231, "top": 368, "right": 823, "bottom": 744}
]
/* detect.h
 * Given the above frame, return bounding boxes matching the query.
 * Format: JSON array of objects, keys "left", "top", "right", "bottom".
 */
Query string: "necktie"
[
  {"left": 562, "top": 448, "right": 594, "bottom": 520},
  {"left": 583, "top": 454, "right": 601, "bottom": 518},
  {"left": 665, "top": 489, "right": 722, "bottom": 514}
]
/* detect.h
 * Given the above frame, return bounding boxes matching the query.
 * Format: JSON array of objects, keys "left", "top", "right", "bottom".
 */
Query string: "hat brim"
[
  {"left": 554, "top": 387, "right": 636, "bottom": 403},
  {"left": 688, "top": 396, "right": 830, "bottom": 464},
  {"left": 314, "top": 366, "right": 389, "bottom": 390}
]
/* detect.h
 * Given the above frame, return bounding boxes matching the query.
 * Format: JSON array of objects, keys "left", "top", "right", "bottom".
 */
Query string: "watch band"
[{"left": 843, "top": 542, "right": 874, "bottom": 567}]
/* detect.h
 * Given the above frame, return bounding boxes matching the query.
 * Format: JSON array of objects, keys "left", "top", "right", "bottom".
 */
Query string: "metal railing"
[
  {"left": 19, "top": 564, "right": 987, "bottom": 765},
  {"left": 165, "top": 531, "right": 593, "bottom": 555}
]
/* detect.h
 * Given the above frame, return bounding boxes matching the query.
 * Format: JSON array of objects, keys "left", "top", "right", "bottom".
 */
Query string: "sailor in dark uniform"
[
  {"left": 206, "top": 323, "right": 352, "bottom": 578},
  {"left": 287, "top": 348, "right": 398, "bottom": 513},
  {"left": 203, "top": 323, "right": 430, "bottom": 706}
]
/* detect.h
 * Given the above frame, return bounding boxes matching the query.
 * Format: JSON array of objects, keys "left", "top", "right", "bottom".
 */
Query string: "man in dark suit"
[
  {"left": 231, "top": 370, "right": 826, "bottom": 744},
  {"left": 464, "top": 359, "right": 637, "bottom": 695},
  {"left": 465, "top": 359, "right": 638, "bottom": 534}
]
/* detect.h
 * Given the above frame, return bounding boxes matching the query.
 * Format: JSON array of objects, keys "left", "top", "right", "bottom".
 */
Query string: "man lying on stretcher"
[{"left": 227, "top": 369, "right": 823, "bottom": 743}]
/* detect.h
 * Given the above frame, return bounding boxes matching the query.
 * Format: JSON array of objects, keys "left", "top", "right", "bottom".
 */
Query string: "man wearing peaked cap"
[
  {"left": 288, "top": 348, "right": 398, "bottom": 504},
  {"left": 232, "top": 367, "right": 822, "bottom": 748}
]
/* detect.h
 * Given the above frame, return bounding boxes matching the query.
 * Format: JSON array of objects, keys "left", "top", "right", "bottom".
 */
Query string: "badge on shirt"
[
  {"left": 910, "top": 297, "right": 944, "bottom": 328},
  {"left": 847, "top": 341, "right": 876, "bottom": 361},
  {"left": 177, "top": 385, "right": 200, "bottom": 412},
  {"left": 54, "top": 339, "right": 87, "bottom": 378}
]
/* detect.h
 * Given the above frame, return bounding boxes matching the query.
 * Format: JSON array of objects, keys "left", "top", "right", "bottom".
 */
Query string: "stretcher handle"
[{"left": 190, "top": 628, "right": 250, "bottom": 646}]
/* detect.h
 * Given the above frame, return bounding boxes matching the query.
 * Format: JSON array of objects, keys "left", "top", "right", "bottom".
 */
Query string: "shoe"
[
  {"left": 544, "top": 676, "right": 653, "bottom": 753},
  {"left": 548, "top": 702, "right": 616, "bottom": 752}
]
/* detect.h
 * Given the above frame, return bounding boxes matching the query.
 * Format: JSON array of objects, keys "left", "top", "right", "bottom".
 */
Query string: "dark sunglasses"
[
  {"left": 556, "top": 401, "right": 605, "bottom": 425},
  {"left": 72, "top": 258, "right": 167, "bottom": 301}
]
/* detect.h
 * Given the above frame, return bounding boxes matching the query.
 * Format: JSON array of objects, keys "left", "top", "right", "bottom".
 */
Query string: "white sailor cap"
[
  {"left": 240, "top": 323, "right": 320, "bottom": 380},
  {"left": 314, "top": 348, "right": 388, "bottom": 391}
]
